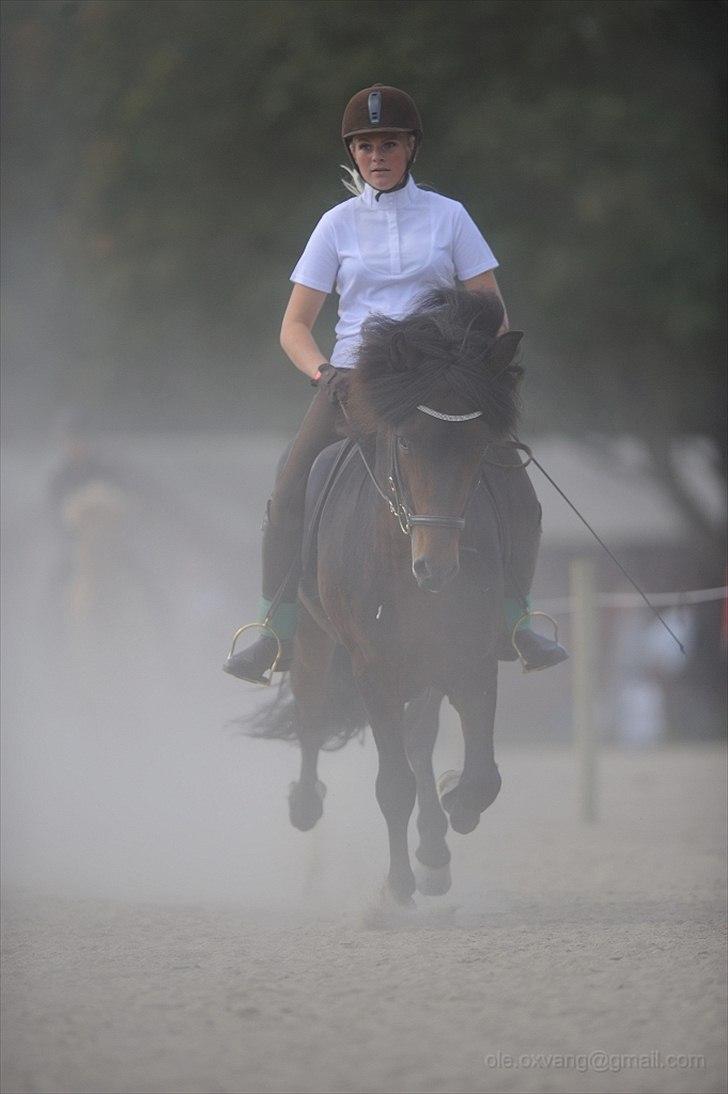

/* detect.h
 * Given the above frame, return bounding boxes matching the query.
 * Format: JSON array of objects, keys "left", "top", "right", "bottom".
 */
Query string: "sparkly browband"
[{"left": 417, "top": 405, "right": 483, "bottom": 422}]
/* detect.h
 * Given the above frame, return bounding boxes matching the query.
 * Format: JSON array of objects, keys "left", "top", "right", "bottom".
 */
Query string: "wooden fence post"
[{"left": 571, "top": 557, "right": 598, "bottom": 822}]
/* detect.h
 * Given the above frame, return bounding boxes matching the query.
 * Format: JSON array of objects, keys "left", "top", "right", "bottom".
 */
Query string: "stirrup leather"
[
  {"left": 511, "top": 610, "right": 560, "bottom": 673},
  {"left": 226, "top": 621, "right": 283, "bottom": 687}
]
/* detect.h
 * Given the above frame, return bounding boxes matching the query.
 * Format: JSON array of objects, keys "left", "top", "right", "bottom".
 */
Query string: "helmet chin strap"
[{"left": 371, "top": 169, "right": 410, "bottom": 201}]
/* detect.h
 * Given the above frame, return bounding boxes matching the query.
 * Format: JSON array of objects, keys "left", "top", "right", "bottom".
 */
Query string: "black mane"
[{"left": 350, "top": 288, "right": 523, "bottom": 435}]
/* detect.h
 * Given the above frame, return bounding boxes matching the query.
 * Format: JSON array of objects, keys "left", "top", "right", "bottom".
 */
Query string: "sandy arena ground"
[
  {"left": 2, "top": 743, "right": 726, "bottom": 1094},
  {"left": 2, "top": 436, "right": 725, "bottom": 1092}
]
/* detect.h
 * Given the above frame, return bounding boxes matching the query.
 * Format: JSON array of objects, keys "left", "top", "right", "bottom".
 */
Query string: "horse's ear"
[
  {"left": 486, "top": 330, "right": 523, "bottom": 372},
  {"left": 389, "top": 330, "right": 410, "bottom": 373}
]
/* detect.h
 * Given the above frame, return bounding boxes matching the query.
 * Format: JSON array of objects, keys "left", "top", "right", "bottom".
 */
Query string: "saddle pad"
[{"left": 300, "top": 439, "right": 357, "bottom": 599}]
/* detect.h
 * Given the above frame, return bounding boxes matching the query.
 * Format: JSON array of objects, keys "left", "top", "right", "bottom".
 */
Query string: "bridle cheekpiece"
[{"left": 386, "top": 405, "right": 485, "bottom": 534}]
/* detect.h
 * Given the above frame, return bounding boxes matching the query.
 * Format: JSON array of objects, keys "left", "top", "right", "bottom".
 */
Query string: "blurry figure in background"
[
  {"left": 225, "top": 83, "right": 568, "bottom": 683},
  {"left": 61, "top": 478, "right": 129, "bottom": 627},
  {"left": 45, "top": 409, "right": 175, "bottom": 717},
  {"left": 47, "top": 409, "right": 139, "bottom": 618},
  {"left": 48, "top": 409, "right": 130, "bottom": 533},
  {"left": 49, "top": 411, "right": 131, "bottom": 636},
  {"left": 615, "top": 607, "right": 695, "bottom": 748}
]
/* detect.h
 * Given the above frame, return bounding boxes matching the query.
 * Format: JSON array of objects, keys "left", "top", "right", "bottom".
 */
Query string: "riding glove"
[{"left": 312, "top": 363, "right": 351, "bottom": 407}]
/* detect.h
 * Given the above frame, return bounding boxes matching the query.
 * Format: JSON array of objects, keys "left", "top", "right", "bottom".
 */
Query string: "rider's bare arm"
[
  {"left": 461, "top": 270, "right": 509, "bottom": 334},
  {"left": 280, "top": 284, "right": 331, "bottom": 378}
]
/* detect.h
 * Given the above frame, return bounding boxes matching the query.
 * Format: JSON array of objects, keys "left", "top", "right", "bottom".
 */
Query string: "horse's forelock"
[{"left": 352, "top": 289, "right": 520, "bottom": 431}]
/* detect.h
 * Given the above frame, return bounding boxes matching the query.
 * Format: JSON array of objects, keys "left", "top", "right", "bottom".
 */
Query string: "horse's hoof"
[
  {"left": 288, "top": 780, "right": 326, "bottom": 831},
  {"left": 381, "top": 878, "right": 416, "bottom": 909},
  {"left": 414, "top": 860, "right": 452, "bottom": 896},
  {"left": 438, "top": 766, "right": 501, "bottom": 833},
  {"left": 361, "top": 891, "right": 415, "bottom": 930},
  {"left": 448, "top": 804, "right": 481, "bottom": 835},
  {"left": 438, "top": 769, "right": 471, "bottom": 828},
  {"left": 480, "top": 766, "right": 502, "bottom": 812}
]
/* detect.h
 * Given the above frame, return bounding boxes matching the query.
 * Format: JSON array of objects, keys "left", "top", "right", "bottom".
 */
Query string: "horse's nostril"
[
  {"left": 412, "top": 557, "right": 459, "bottom": 591},
  {"left": 412, "top": 556, "right": 430, "bottom": 580}
]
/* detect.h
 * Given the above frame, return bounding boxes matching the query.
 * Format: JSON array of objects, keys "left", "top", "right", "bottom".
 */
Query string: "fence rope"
[{"left": 539, "top": 585, "right": 727, "bottom": 616}]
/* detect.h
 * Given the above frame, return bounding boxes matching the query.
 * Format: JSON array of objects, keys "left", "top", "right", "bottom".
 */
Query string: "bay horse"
[{"left": 256, "top": 288, "right": 529, "bottom": 905}]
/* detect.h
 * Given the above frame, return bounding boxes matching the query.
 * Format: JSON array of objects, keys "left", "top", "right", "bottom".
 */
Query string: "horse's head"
[{"left": 350, "top": 288, "right": 523, "bottom": 592}]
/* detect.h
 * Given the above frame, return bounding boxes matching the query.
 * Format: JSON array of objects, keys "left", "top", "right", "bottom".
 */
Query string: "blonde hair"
[{"left": 340, "top": 163, "right": 365, "bottom": 197}]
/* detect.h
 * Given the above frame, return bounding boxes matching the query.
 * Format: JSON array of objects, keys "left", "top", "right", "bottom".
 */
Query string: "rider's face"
[{"left": 350, "top": 132, "right": 414, "bottom": 190}]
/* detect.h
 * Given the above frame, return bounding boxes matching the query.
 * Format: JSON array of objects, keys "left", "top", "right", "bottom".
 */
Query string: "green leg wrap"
[
  {"left": 504, "top": 596, "right": 531, "bottom": 633},
  {"left": 259, "top": 597, "right": 297, "bottom": 640}
]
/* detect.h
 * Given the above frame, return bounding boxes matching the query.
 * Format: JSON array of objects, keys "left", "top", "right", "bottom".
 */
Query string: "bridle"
[
  {"left": 353, "top": 404, "right": 532, "bottom": 537},
  {"left": 386, "top": 430, "right": 469, "bottom": 535}
]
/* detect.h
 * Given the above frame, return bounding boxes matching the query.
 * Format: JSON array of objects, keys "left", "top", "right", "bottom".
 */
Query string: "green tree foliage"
[{"left": 2, "top": 0, "right": 725, "bottom": 504}]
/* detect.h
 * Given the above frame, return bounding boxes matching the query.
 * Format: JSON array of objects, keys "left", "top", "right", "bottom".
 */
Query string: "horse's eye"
[{"left": 397, "top": 435, "right": 409, "bottom": 451}]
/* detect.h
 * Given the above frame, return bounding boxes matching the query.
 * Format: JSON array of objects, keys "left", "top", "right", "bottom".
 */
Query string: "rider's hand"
[{"left": 312, "top": 362, "right": 351, "bottom": 407}]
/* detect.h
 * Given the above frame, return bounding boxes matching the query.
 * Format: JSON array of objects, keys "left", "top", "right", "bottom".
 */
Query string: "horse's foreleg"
[
  {"left": 404, "top": 688, "right": 452, "bottom": 895},
  {"left": 357, "top": 668, "right": 416, "bottom": 904},
  {"left": 443, "top": 659, "right": 501, "bottom": 834},
  {"left": 288, "top": 602, "right": 335, "bottom": 831}
]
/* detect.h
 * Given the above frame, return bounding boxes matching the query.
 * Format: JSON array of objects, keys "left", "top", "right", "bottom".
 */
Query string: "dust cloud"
[
  {"left": 1, "top": 429, "right": 388, "bottom": 912},
  {"left": 2, "top": 429, "right": 726, "bottom": 1094}
]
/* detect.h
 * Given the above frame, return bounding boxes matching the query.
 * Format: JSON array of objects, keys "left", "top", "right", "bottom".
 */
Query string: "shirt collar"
[{"left": 361, "top": 173, "right": 419, "bottom": 209}]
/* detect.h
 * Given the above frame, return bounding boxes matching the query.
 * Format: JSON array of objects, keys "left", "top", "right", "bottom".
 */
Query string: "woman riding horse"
[
  {"left": 224, "top": 83, "right": 567, "bottom": 683},
  {"left": 247, "top": 288, "right": 552, "bottom": 903}
]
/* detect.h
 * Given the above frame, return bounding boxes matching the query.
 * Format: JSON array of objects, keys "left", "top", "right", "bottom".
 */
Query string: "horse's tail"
[{"left": 243, "top": 644, "right": 368, "bottom": 750}]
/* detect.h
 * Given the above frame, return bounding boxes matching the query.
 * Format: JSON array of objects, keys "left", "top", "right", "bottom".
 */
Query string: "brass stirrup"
[
  {"left": 226, "top": 621, "right": 283, "bottom": 687},
  {"left": 511, "top": 610, "right": 560, "bottom": 674}
]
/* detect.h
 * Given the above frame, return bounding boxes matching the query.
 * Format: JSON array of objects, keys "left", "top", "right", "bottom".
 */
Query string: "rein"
[{"left": 344, "top": 396, "right": 683, "bottom": 654}]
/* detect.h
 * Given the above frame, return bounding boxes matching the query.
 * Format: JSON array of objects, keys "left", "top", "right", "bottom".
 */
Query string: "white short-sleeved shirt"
[{"left": 290, "top": 175, "right": 498, "bottom": 368}]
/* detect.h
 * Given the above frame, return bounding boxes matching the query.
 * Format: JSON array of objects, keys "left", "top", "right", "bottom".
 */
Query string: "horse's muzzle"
[{"left": 412, "top": 554, "right": 460, "bottom": 592}]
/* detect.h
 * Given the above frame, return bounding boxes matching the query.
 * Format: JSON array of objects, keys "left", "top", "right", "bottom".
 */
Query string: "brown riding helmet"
[{"left": 341, "top": 84, "right": 423, "bottom": 166}]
